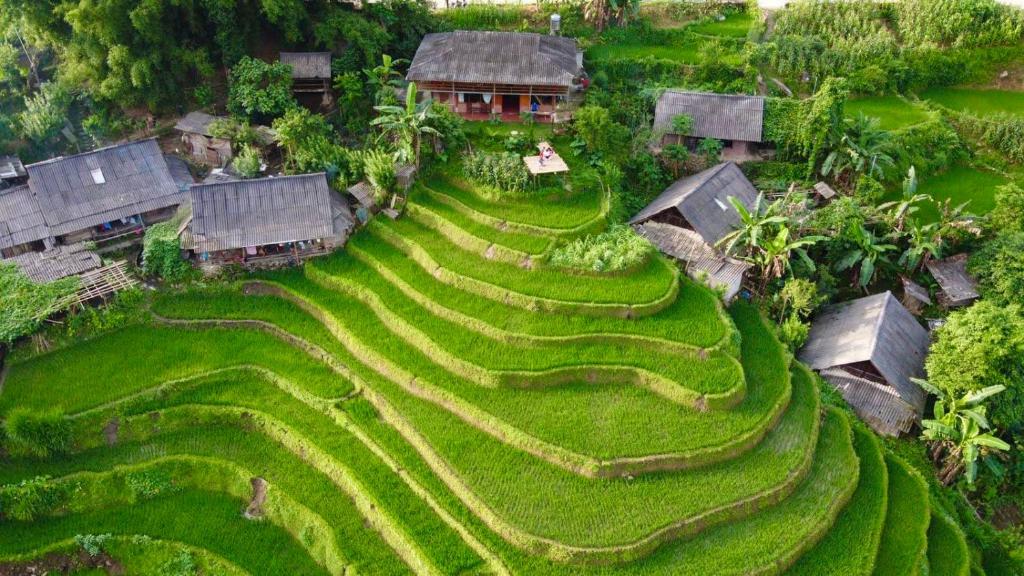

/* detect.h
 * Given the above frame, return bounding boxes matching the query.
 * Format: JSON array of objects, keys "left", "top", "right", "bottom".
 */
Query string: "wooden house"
[
  {"left": 630, "top": 162, "right": 756, "bottom": 302},
  {"left": 799, "top": 291, "right": 930, "bottom": 437},
  {"left": 925, "top": 254, "right": 980, "bottom": 308},
  {"left": 25, "top": 139, "right": 186, "bottom": 248},
  {"left": 174, "top": 112, "right": 234, "bottom": 166},
  {"left": 280, "top": 52, "right": 332, "bottom": 94},
  {"left": 186, "top": 173, "right": 355, "bottom": 267},
  {"left": 653, "top": 91, "right": 766, "bottom": 160},
  {"left": 407, "top": 31, "right": 584, "bottom": 122}
]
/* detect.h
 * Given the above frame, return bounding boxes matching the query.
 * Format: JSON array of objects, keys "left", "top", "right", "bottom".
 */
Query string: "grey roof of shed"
[
  {"left": 4, "top": 243, "right": 101, "bottom": 283},
  {"left": 189, "top": 173, "right": 353, "bottom": 253},
  {"left": 653, "top": 90, "right": 765, "bottom": 143},
  {"left": 0, "top": 155, "right": 26, "bottom": 180},
  {"left": 813, "top": 181, "right": 837, "bottom": 199},
  {"left": 280, "top": 52, "right": 332, "bottom": 79},
  {"left": 407, "top": 31, "right": 580, "bottom": 87},
  {"left": 174, "top": 112, "right": 223, "bottom": 136},
  {"left": 798, "top": 291, "right": 930, "bottom": 411},
  {"left": 26, "top": 139, "right": 184, "bottom": 236},
  {"left": 164, "top": 155, "right": 195, "bottom": 193},
  {"left": 635, "top": 221, "right": 750, "bottom": 302},
  {"left": 0, "top": 185, "right": 49, "bottom": 249},
  {"left": 925, "top": 254, "right": 980, "bottom": 307},
  {"left": 628, "top": 162, "right": 758, "bottom": 246}
]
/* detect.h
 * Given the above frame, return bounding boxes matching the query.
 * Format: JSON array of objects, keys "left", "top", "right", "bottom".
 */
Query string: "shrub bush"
[
  {"left": 0, "top": 476, "right": 71, "bottom": 521},
  {"left": 143, "top": 221, "right": 192, "bottom": 282},
  {"left": 233, "top": 144, "right": 262, "bottom": 178},
  {"left": 548, "top": 225, "right": 653, "bottom": 272},
  {"left": 988, "top": 183, "right": 1024, "bottom": 234},
  {"left": 969, "top": 231, "right": 1024, "bottom": 306},
  {"left": 228, "top": 56, "right": 295, "bottom": 121},
  {"left": 364, "top": 149, "right": 397, "bottom": 203},
  {"left": 75, "top": 534, "right": 113, "bottom": 557},
  {"left": 2, "top": 407, "right": 72, "bottom": 458},
  {"left": 463, "top": 151, "right": 529, "bottom": 196}
]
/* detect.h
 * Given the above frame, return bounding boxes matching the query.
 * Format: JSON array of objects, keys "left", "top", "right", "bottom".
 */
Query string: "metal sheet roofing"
[
  {"left": 635, "top": 221, "right": 750, "bottom": 302},
  {"left": 925, "top": 254, "right": 980, "bottom": 307},
  {"left": 629, "top": 162, "right": 758, "bottom": 246},
  {"left": 798, "top": 291, "right": 929, "bottom": 412},
  {"left": 653, "top": 90, "right": 765, "bottom": 143},
  {"left": 26, "top": 139, "right": 184, "bottom": 236},
  {"left": 4, "top": 243, "right": 101, "bottom": 283},
  {"left": 407, "top": 31, "right": 579, "bottom": 87},
  {"left": 280, "top": 52, "right": 332, "bottom": 79},
  {"left": 0, "top": 185, "right": 49, "bottom": 249},
  {"left": 189, "top": 173, "right": 352, "bottom": 253},
  {"left": 0, "top": 155, "right": 26, "bottom": 180},
  {"left": 174, "top": 111, "right": 223, "bottom": 136}
]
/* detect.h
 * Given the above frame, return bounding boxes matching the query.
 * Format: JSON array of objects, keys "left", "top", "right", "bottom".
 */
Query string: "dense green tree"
[
  {"left": 571, "top": 105, "right": 631, "bottom": 164},
  {"left": 17, "top": 81, "right": 70, "bottom": 144},
  {"left": 969, "top": 231, "right": 1024, "bottom": 307},
  {"left": 228, "top": 56, "right": 295, "bottom": 122},
  {"left": 371, "top": 83, "right": 440, "bottom": 170}
]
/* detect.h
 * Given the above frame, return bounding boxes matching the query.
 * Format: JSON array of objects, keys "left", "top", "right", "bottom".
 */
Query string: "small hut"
[
  {"left": 812, "top": 182, "right": 837, "bottom": 203},
  {"left": 630, "top": 162, "right": 757, "bottom": 302},
  {"left": 900, "top": 276, "right": 932, "bottom": 315},
  {"left": 925, "top": 254, "right": 980, "bottom": 308},
  {"left": 174, "top": 112, "right": 234, "bottom": 166},
  {"left": 652, "top": 91, "right": 766, "bottom": 161},
  {"left": 0, "top": 155, "right": 27, "bottom": 185},
  {"left": 3, "top": 243, "right": 101, "bottom": 283},
  {"left": 798, "top": 291, "right": 930, "bottom": 436},
  {"left": 187, "top": 173, "right": 354, "bottom": 267},
  {"left": 280, "top": 52, "right": 332, "bottom": 94}
]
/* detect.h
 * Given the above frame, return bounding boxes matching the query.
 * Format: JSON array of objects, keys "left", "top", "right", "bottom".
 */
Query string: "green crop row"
[
  {"left": 406, "top": 202, "right": 537, "bottom": 265},
  {"left": 787, "top": 425, "right": 889, "bottom": 575},
  {"left": 369, "top": 218, "right": 680, "bottom": 315},
  {"left": 423, "top": 175, "right": 607, "bottom": 234},
  {"left": 346, "top": 236, "right": 733, "bottom": 351},
  {"left": 411, "top": 188, "right": 554, "bottom": 254},
  {"left": 926, "top": 506, "right": 971, "bottom": 576},
  {"left": 873, "top": 455, "right": 932, "bottom": 576},
  {"left": 301, "top": 263, "right": 744, "bottom": 406}
]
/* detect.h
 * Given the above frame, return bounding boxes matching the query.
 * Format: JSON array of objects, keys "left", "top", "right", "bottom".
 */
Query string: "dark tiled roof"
[
  {"left": 189, "top": 173, "right": 353, "bottom": 253},
  {"left": 798, "top": 291, "right": 929, "bottom": 412},
  {"left": 26, "top": 139, "right": 184, "bottom": 236},
  {"left": 407, "top": 31, "right": 579, "bottom": 87},
  {"left": 280, "top": 52, "right": 332, "bottom": 79},
  {"left": 628, "top": 162, "right": 758, "bottom": 246},
  {"left": 4, "top": 243, "right": 101, "bottom": 283},
  {"left": 0, "top": 185, "right": 49, "bottom": 249},
  {"left": 653, "top": 90, "right": 765, "bottom": 143}
]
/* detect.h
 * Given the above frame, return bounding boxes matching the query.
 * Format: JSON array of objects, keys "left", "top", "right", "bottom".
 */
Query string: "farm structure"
[
  {"left": 631, "top": 161, "right": 755, "bottom": 302},
  {"left": 925, "top": 254, "right": 980, "bottom": 308},
  {"left": 653, "top": 91, "right": 767, "bottom": 161},
  {"left": 280, "top": 52, "right": 332, "bottom": 94},
  {"left": 0, "top": 154, "right": 26, "bottom": 185},
  {"left": 183, "top": 173, "right": 355, "bottom": 267},
  {"left": 0, "top": 139, "right": 187, "bottom": 258},
  {"left": 407, "top": 30, "right": 585, "bottom": 122},
  {"left": 799, "top": 291, "right": 930, "bottom": 437},
  {"left": 174, "top": 112, "right": 235, "bottom": 167}
]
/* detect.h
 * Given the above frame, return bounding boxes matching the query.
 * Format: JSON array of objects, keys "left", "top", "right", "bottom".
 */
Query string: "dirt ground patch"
[
  {"left": 245, "top": 476, "right": 269, "bottom": 519},
  {"left": 0, "top": 549, "right": 124, "bottom": 576}
]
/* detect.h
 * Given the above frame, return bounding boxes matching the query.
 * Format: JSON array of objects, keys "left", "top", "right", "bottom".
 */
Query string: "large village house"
[
  {"left": 799, "top": 291, "right": 930, "bottom": 437},
  {"left": 653, "top": 91, "right": 767, "bottom": 162},
  {"left": 407, "top": 30, "right": 585, "bottom": 122},
  {"left": 630, "top": 161, "right": 755, "bottom": 302},
  {"left": 183, "top": 173, "right": 355, "bottom": 267}
]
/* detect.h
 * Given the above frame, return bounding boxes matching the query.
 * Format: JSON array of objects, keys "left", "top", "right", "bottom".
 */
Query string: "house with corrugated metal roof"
[
  {"left": 407, "top": 31, "right": 584, "bottom": 122},
  {"left": 630, "top": 162, "right": 756, "bottom": 302},
  {"left": 798, "top": 291, "right": 931, "bottom": 437},
  {"left": 653, "top": 90, "right": 766, "bottom": 161},
  {"left": 184, "top": 173, "right": 355, "bottom": 267}
]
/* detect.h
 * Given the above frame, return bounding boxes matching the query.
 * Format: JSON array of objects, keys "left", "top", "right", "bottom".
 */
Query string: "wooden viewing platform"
[{"left": 523, "top": 142, "right": 569, "bottom": 175}]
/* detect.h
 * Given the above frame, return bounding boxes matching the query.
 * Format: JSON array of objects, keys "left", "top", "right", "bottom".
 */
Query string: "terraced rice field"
[
  {"left": 921, "top": 87, "right": 1024, "bottom": 117},
  {"left": 845, "top": 96, "right": 934, "bottom": 131},
  {"left": 0, "top": 171, "right": 971, "bottom": 574}
]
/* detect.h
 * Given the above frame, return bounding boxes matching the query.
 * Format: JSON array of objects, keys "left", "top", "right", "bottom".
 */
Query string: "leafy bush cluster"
[
  {"left": 364, "top": 148, "right": 397, "bottom": 203},
  {"left": 63, "top": 288, "right": 147, "bottom": 340},
  {"left": 955, "top": 113, "right": 1024, "bottom": 164},
  {"left": 228, "top": 56, "right": 295, "bottom": 122},
  {"left": 0, "top": 476, "right": 71, "bottom": 521},
  {"left": 463, "top": 152, "right": 529, "bottom": 197},
  {"left": 548, "top": 225, "right": 653, "bottom": 273},
  {"left": 75, "top": 533, "right": 113, "bottom": 558},
  {"left": 125, "top": 470, "right": 177, "bottom": 499},
  {"left": 0, "top": 262, "right": 79, "bottom": 343},
  {"left": 143, "top": 221, "right": 191, "bottom": 282},
  {"left": 233, "top": 144, "right": 263, "bottom": 178},
  {"left": 159, "top": 550, "right": 199, "bottom": 576},
  {"left": 2, "top": 407, "right": 72, "bottom": 458}
]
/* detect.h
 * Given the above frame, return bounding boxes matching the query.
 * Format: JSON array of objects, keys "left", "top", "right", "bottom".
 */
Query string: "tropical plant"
[
  {"left": 364, "top": 54, "right": 406, "bottom": 105},
  {"left": 549, "top": 225, "right": 653, "bottom": 273},
  {"left": 750, "top": 225, "right": 824, "bottom": 287},
  {"left": 364, "top": 148, "right": 397, "bottom": 204},
  {"left": 878, "top": 167, "right": 929, "bottom": 232},
  {"left": 718, "top": 193, "right": 788, "bottom": 258},
  {"left": 228, "top": 56, "right": 295, "bottom": 121},
  {"left": 18, "top": 81, "right": 71, "bottom": 144},
  {"left": 233, "top": 144, "right": 262, "bottom": 178},
  {"left": 917, "top": 378, "right": 1010, "bottom": 486},
  {"left": 834, "top": 223, "right": 897, "bottom": 288},
  {"left": 463, "top": 151, "right": 529, "bottom": 196},
  {"left": 898, "top": 219, "right": 942, "bottom": 273},
  {"left": 371, "top": 83, "right": 441, "bottom": 170},
  {"left": 821, "top": 113, "right": 894, "bottom": 184}
]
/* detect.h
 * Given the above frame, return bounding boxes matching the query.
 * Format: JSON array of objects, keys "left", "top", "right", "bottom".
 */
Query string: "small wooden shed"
[
  {"left": 175, "top": 112, "right": 234, "bottom": 167},
  {"left": 799, "top": 291, "right": 930, "bottom": 436},
  {"left": 925, "top": 254, "right": 980, "bottom": 308},
  {"left": 280, "top": 52, "right": 332, "bottom": 93},
  {"left": 0, "top": 155, "right": 27, "bottom": 184},
  {"left": 653, "top": 91, "right": 766, "bottom": 159}
]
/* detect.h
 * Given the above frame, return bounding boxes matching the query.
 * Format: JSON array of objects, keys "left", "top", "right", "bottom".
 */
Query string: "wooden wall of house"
[{"left": 182, "top": 133, "right": 233, "bottom": 167}]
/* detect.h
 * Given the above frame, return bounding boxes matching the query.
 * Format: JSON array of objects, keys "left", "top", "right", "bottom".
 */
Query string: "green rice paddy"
[
  {"left": 845, "top": 96, "right": 934, "bottom": 131},
  {"left": 0, "top": 162, "right": 969, "bottom": 574},
  {"left": 882, "top": 164, "right": 1011, "bottom": 221},
  {"left": 921, "top": 87, "right": 1024, "bottom": 117}
]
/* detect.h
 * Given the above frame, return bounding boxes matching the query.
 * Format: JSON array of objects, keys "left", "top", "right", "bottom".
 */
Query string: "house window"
[{"left": 90, "top": 168, "right": 105, "bottom": 184}]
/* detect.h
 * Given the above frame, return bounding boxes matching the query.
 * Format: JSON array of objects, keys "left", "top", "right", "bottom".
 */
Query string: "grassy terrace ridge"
[
  {"left": 369, "top": 217, "right": 679, "bottom": 311},
  {"left": 873, "top": 455, "right": 932, "bottom": 576},
  {"left": 424, "top": 175, "right": 607, "bottom": 234},
  {"left": 233, "top": 279, "right": 792, "bottom": 469},
  {"left": 787, "top": 426, "right": 888, "bottom": 576},
  {"left": 0, "top": 490, "right": 326, "bottom": 575},
  {"left": 2, "top": 536, "right": 249, "bottom": 576},
  {"left": 410, "top": 190, "right": 553, "bottom": 256},
  {"left": 926, "top": 506, "right": 971, "bottom": 576}
]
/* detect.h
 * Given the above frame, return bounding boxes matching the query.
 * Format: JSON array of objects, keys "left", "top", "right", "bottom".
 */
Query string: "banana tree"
[
  {"left": 879, "top": 167, "right": 930, "bottom": 232},
  {"left": 916, "top": 378, "right": 1010, "bottom": 486},
  {"left": 821, "top": 113, "right": 895, "bottom": 185},
  {"left": 371, "top": 83, "right": 441, "bottom": 170},
  {"left": 835, "top": 224, "right": 897, "bottom": 289},
  {"left": 751, "top": 225, "right": 824, "bottom": 290},
  {"left": 898, "top": 220, "right": 942, "bottom": 274},
  {"left": 717, "top": 193, "right": 788, "bottom": 259}
]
